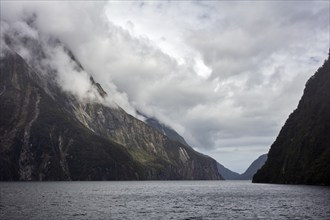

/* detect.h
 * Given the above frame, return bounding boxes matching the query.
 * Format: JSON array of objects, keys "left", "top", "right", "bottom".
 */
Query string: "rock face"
[
  {"left": 0, "top": 51, "right": 222, "bottom": 181},
  {"left": 240, "top": 154, "right": 267, "bottom": 180},
  {"left": 253, "top": 52, "right": 330, "bottom": 185}
]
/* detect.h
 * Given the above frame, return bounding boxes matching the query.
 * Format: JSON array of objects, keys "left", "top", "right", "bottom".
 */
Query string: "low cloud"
[
  {"left": 1, "top": 1, "right": 329, "bottom": 172},
  {"left": 0, "top": 2, "right": 138, "bottom": 116}
]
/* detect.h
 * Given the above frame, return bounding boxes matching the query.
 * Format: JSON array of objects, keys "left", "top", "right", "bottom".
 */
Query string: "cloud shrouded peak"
[{"left": 1, "top": 1, "right": 329, "bottom": 172}]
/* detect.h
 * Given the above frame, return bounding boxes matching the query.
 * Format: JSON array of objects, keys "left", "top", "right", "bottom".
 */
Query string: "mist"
[{"left": 1, "top": 1, "right": 329, "bottom": 172}]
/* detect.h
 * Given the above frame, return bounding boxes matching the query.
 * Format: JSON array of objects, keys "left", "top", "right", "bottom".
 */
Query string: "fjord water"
[{"left": 1, "top": 181, "right": 329, "bottom": 219}]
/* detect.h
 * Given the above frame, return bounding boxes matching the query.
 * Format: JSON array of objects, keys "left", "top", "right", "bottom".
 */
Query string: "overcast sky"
[{"left": 1, "top": 1, "right": 329, "bottom": 173}]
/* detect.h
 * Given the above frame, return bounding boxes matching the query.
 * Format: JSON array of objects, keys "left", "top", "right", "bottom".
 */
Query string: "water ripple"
[{"left": 0, "top": 181, "right": 329, "bottom": 219}]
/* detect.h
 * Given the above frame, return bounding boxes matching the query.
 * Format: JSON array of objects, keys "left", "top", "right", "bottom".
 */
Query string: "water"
[{"left": 1, "top": 181, "right": 329, "bottom": 219}]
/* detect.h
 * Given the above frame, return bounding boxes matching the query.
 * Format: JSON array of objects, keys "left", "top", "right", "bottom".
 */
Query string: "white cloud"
[{"left": 1, "top": 1, "right": 329, "bottom": 172}]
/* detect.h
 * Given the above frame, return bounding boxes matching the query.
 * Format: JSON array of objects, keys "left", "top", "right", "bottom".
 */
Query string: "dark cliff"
[
  {"left": 0, "top": 50, "right": 222, "bottom": 181},
  {"left": 253, "top": 52, "right": 330, "bottom": 185}
]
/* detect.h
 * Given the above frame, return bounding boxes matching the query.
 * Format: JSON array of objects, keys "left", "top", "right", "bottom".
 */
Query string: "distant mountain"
[
  {"left": 216, "top": 154, "right": 267, "bottom": 180},
  {"left": 253, "top": 51, "right": 330, "bottom": 185},
  {"left": 240, "top": 154, "right": 267, "bottom": 180},
  {"left": 216, "top": 163, "right": 240, "bottom": 180},
  {"left": 0, "top": 32, "right": 222, "bottom": 180}
]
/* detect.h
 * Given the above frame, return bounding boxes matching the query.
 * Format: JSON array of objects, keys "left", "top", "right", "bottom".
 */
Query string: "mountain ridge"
[{"left": 0, "top": 47, "right": 222, "bottom": 180}]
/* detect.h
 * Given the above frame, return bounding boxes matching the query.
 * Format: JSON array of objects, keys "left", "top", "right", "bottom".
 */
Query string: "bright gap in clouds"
[
  {"left": 104, "top": 1, "right": 212, "bottom": 78},
  {"left": 1, "top": 1, "right": 329, "bottom": 173}
]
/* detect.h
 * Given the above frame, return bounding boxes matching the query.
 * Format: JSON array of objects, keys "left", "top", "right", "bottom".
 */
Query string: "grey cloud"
[
  {"left": 0, "top": 1, "right": 139, "bottom": 115},
  {"left": 1, "top": 1, "right": 328, "bottom": 172},
  {"left": 186, "top": 1, "right": 329, "bottom": 80}
]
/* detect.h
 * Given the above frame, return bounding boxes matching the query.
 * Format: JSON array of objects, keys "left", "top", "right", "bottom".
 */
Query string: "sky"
[{"left": 1, "top": 1, "right": 329, "bottom": 173}]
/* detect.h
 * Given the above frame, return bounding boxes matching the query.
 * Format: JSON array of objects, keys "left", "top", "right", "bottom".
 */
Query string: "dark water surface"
[{"left": 1, "top": 181, "right": 329, "bottom": 219}]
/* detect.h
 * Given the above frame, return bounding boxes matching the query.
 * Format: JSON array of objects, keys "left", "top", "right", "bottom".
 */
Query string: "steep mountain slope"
[
  {"left": 253, "top": 52, "right": 330, "bottom": 185},
  {"left": 0, "top": 52, "right": 144, "bottom": 180},
  {"left": 0, "top": 48, "right": 222, "bottom": 180},
  {"left": 71, "top": 101, "right": 221, "bottom": 180},
  {"left": 240, "top": 154, "right": 267, "bottom": 180},
  {"left": 144, "top": 117, "right": 189, "bottom": 147}
]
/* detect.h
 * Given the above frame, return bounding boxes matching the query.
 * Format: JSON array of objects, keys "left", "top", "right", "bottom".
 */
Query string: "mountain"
[
  {"left": 216, "top": 163, "right": 240, "bottom": 180},
  {"left": 253, "top": 51, "right": 330, "bottom": 185},
  {"left": 216, "top": 154, "right": 267, "bottom": 180},
  {"left": 0, "top": 52, "right": 143, "bottom": 180},
  {"left": 141, "top": 116, "right": 261, "bottom": 181},
  {"left": 240, "top": 154, "right": 267, "bottom": 180},
  {"left": 143, "top": 116, "right": 189, "bottom": 147},
  {"left": 0, "top": 41, "right": 222, "bottom": 180}
]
